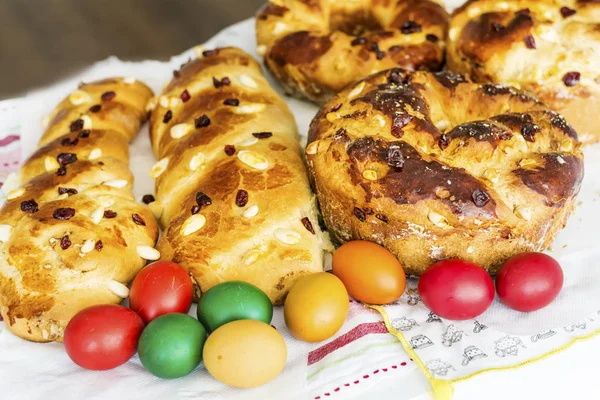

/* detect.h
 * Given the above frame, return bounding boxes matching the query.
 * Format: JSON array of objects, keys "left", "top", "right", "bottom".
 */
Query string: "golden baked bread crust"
[
  {"left": 306, "top": 68, "right": 583, "bottom": 276},
  {"left": 256, "top": 0, "right": 449, "bottom": 104},
  {"left": 447, "top": 0, "right": 600, "bottom": 144},
  {"left": 149, "top": 47, "right": 331, "bottom": 305},
  {"left": 0, "top": 78, "right": 158, "bottom": 342}
]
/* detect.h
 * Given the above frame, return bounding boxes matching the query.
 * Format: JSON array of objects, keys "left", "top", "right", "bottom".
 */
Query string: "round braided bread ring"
[
  {"left": 448, "top": 0, "right": 600, "bottom": 144},
  {"left": 306, "top": 68, "right": 583, "bottom": 276},
  {"left": 256, "top": 0, "right": 449, "bottom": 104},
  {"left": 0, "top": 78, "right": 158, "bottom": 342}
]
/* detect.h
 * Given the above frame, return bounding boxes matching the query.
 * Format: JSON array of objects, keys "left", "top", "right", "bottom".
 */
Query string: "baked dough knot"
[
  {"left": 256, "top": 0, "right": 450, "bottom": 104},
  {"left": 0, "top": 78, "right": 158, "bottom": 342},
  {"left": 306, "top": 68, "right": 584, "bottom": 275},
  {"left": 447, "top": 0, "right": 600, "bottom": 143}
]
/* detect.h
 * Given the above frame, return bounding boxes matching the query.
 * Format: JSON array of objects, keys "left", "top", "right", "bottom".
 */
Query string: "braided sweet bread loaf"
[
  {"left": 306, "top": 68, "right": 583, "bottom": 275},
  {"left": 149, "top": 47, "right": 331, "bottom": 305},
  {"left": 448, "top": 0, "right": 600, "bottom": 143},
  {"left": 256, "top": 0, "right": 449, "bottom": 104},
  {"left": 0, "top": 78, "right": 158, "bottom": 342}
]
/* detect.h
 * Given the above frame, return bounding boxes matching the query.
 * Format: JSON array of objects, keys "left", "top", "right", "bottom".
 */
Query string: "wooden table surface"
[{"left": 0, "top": 0, "right": 264, "bottom": 99}]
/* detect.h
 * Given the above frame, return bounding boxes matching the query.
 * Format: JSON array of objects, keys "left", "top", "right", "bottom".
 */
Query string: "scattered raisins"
[
  {"left": 61, "top": 137, "right": 79, "bottom": 147},
  {"left": 392, "top": 127, "right": 404, "bottom": 138},
  {"left": 351, "top": 37, "right": 367, "bottom": 46},
  {"left": 386, "top": 145, "right": 405, "bottom": 169},
  {"left": 213, "top": 76, "right": 231, "bottom": 88},
  {"left": 196, "top": 192, "right": 212, "bottom": 207},
  {"left": 57, "top": 153, "right": 77, "bottom": 166},
  {"left": 70, "top": 119, "right": 84, "bottom": 132},
  {"left": 334, "top": 128, "right": 350, "bottom": 142},
  {"left": 301, "top": 217, "right": 315, "bottom": 234},
  {"left": 142, "top": 194, "right": 155, "bottom": 204},
  {"left": 560, "top": 6, "right": 576, "bottom": 18},
  {"left": 521, "top": 123, "right": 540, "bottom": 142},
  {"left": 101, "top": 91, "right": 117, "bottom": 101},
  {"left": 224, "top": 145, "right": 236, "bottom": 156},
  {"left": 95, "top": 240, "right": 103, "bottom": 252},
  {"left": 58, "top": 187, "right": 78, "bottom": 195},
  {"left": 472, "top": 189, "right": 491, "bottom": 207},
  {"left": 104, "top": 210, "right": 117, "bottom": 218},
  {"left": 56, "top": 166, "right": 67, "bottom": 176},
  {"left": 163, "top": 110, "right": 173, "bottom": 124},
  {"left": 353, "top": 207, "right": 366, "bottom": 222},
  {"left": 376, "top": 214, "right": 389, "bottom": 223},
  {"left": 563, "top": 72, "right": 580, "bottom": 87},
  {"left": 60, "top": 235, "right": 71, "bottom": 250},
  {"left": 252, "top": 132, "right": 273, "bottom": 139},
  {"left": 223, "top": 98, "right": 239, "bottom": 106},
  {"left": 387, "top": 70, "right": 405, "bottom": 85},
  {"left": 524, "top": 35, "right": 536, "bottom": 49},
  {"left": 426, "top": 34, "right": 438, "bottom": 42},
  {"left": 132, "top": 213, "right": 146, "bottom": 226},
  {"left": 191, "top": 205, "right": 200, "bottom": 215},
  {"left": 89, "top": 104, "right": 101, "bottom": 113},
  {"left": 370, "top": 42, "right": 380, "bottom": 53},
  {"left": 376, "top": 51, "right": 385, "bottom": 60},
  {"left": 78, "top": 130, "right": 90, "bottom": 138},
  {"left": 195, "top": 114, "right": 211, "bottom": 128},
  {"left": 235, "top": 190, "right": 249, "bottom": 207},
  {"left": 363, "top": 207, "right": 374, "bottom": 215},
  {"left": 101, "top": 91, "right": 116, "bottom": 101},
  {"left": 439, "top": 134, "right": 451, "bottom": 150},
  {"left": 53, "top": 208, "right": 75, "bottom": 220},
  {"left": 180, "top": 90, "right": 191, "bottom": 102},
  {"left": 392, "top": 113, "right": 412, "bottom": 137},
  {"left": 400, "top": 20, "right": 422, "bottom": 34},
  {"left": 173, "top": 69, "right": 181, "bottom": 78},
  {"left": 20, "top": 199, "right": 39, "bottom": 213}
]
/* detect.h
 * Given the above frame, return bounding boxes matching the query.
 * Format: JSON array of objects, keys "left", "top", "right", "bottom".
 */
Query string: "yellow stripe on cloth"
[
  {"left": 369, "top": 304, "right": 600, "bottom": 400},
  {"left": 368, "top": 304, "right": 454, "bottom": 400}
]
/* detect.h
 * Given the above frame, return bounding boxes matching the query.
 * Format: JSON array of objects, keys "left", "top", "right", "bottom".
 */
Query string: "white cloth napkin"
[{"left": 3, "top": 1, "right": 600, "bottom": 398}]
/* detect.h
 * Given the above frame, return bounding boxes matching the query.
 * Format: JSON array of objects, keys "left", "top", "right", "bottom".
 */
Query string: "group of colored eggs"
[
  {"left": 64, "top": 262, "right": 286, "bottom": 388},
  {"left": 63, "top": 241, "right": 564, "bottom": 389},
  {"left": 332, "top": 241, "right": 564, "bottom": 320}
]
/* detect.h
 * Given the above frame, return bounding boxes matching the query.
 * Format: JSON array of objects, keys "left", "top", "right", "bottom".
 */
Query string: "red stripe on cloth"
[
  {"left": 308, "top": 322, "right": 388, "bottom": 365},
  {"left": 0, "top": 135, "right": 19, "bottom": 147}
]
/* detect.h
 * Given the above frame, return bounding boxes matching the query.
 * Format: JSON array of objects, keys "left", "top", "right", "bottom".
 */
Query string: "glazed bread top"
[
  {"left": 449, "top": 0, "right": 600, "bottom": 88},
  {"left": 306, "top": 68, "right": 584, "bottom": 274},
  {"left": 256, "top": 0, "right": 449, "bottom": 103},
  {"left": 149, "top": 47, "right": 331, "bottom": 304}
]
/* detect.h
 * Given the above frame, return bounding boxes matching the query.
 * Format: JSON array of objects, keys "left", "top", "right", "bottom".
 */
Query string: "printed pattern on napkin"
[{"left": 380, "top": 279, "right": 600, "bottom": 381}]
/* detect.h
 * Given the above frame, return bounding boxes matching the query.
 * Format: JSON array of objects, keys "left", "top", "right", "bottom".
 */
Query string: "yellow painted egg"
[
  {"left": 284, "top": 272, "right": 349, "bottom": 342},
  {"left": 203, "top": 319, "right": 287, "bottom": 388}
]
